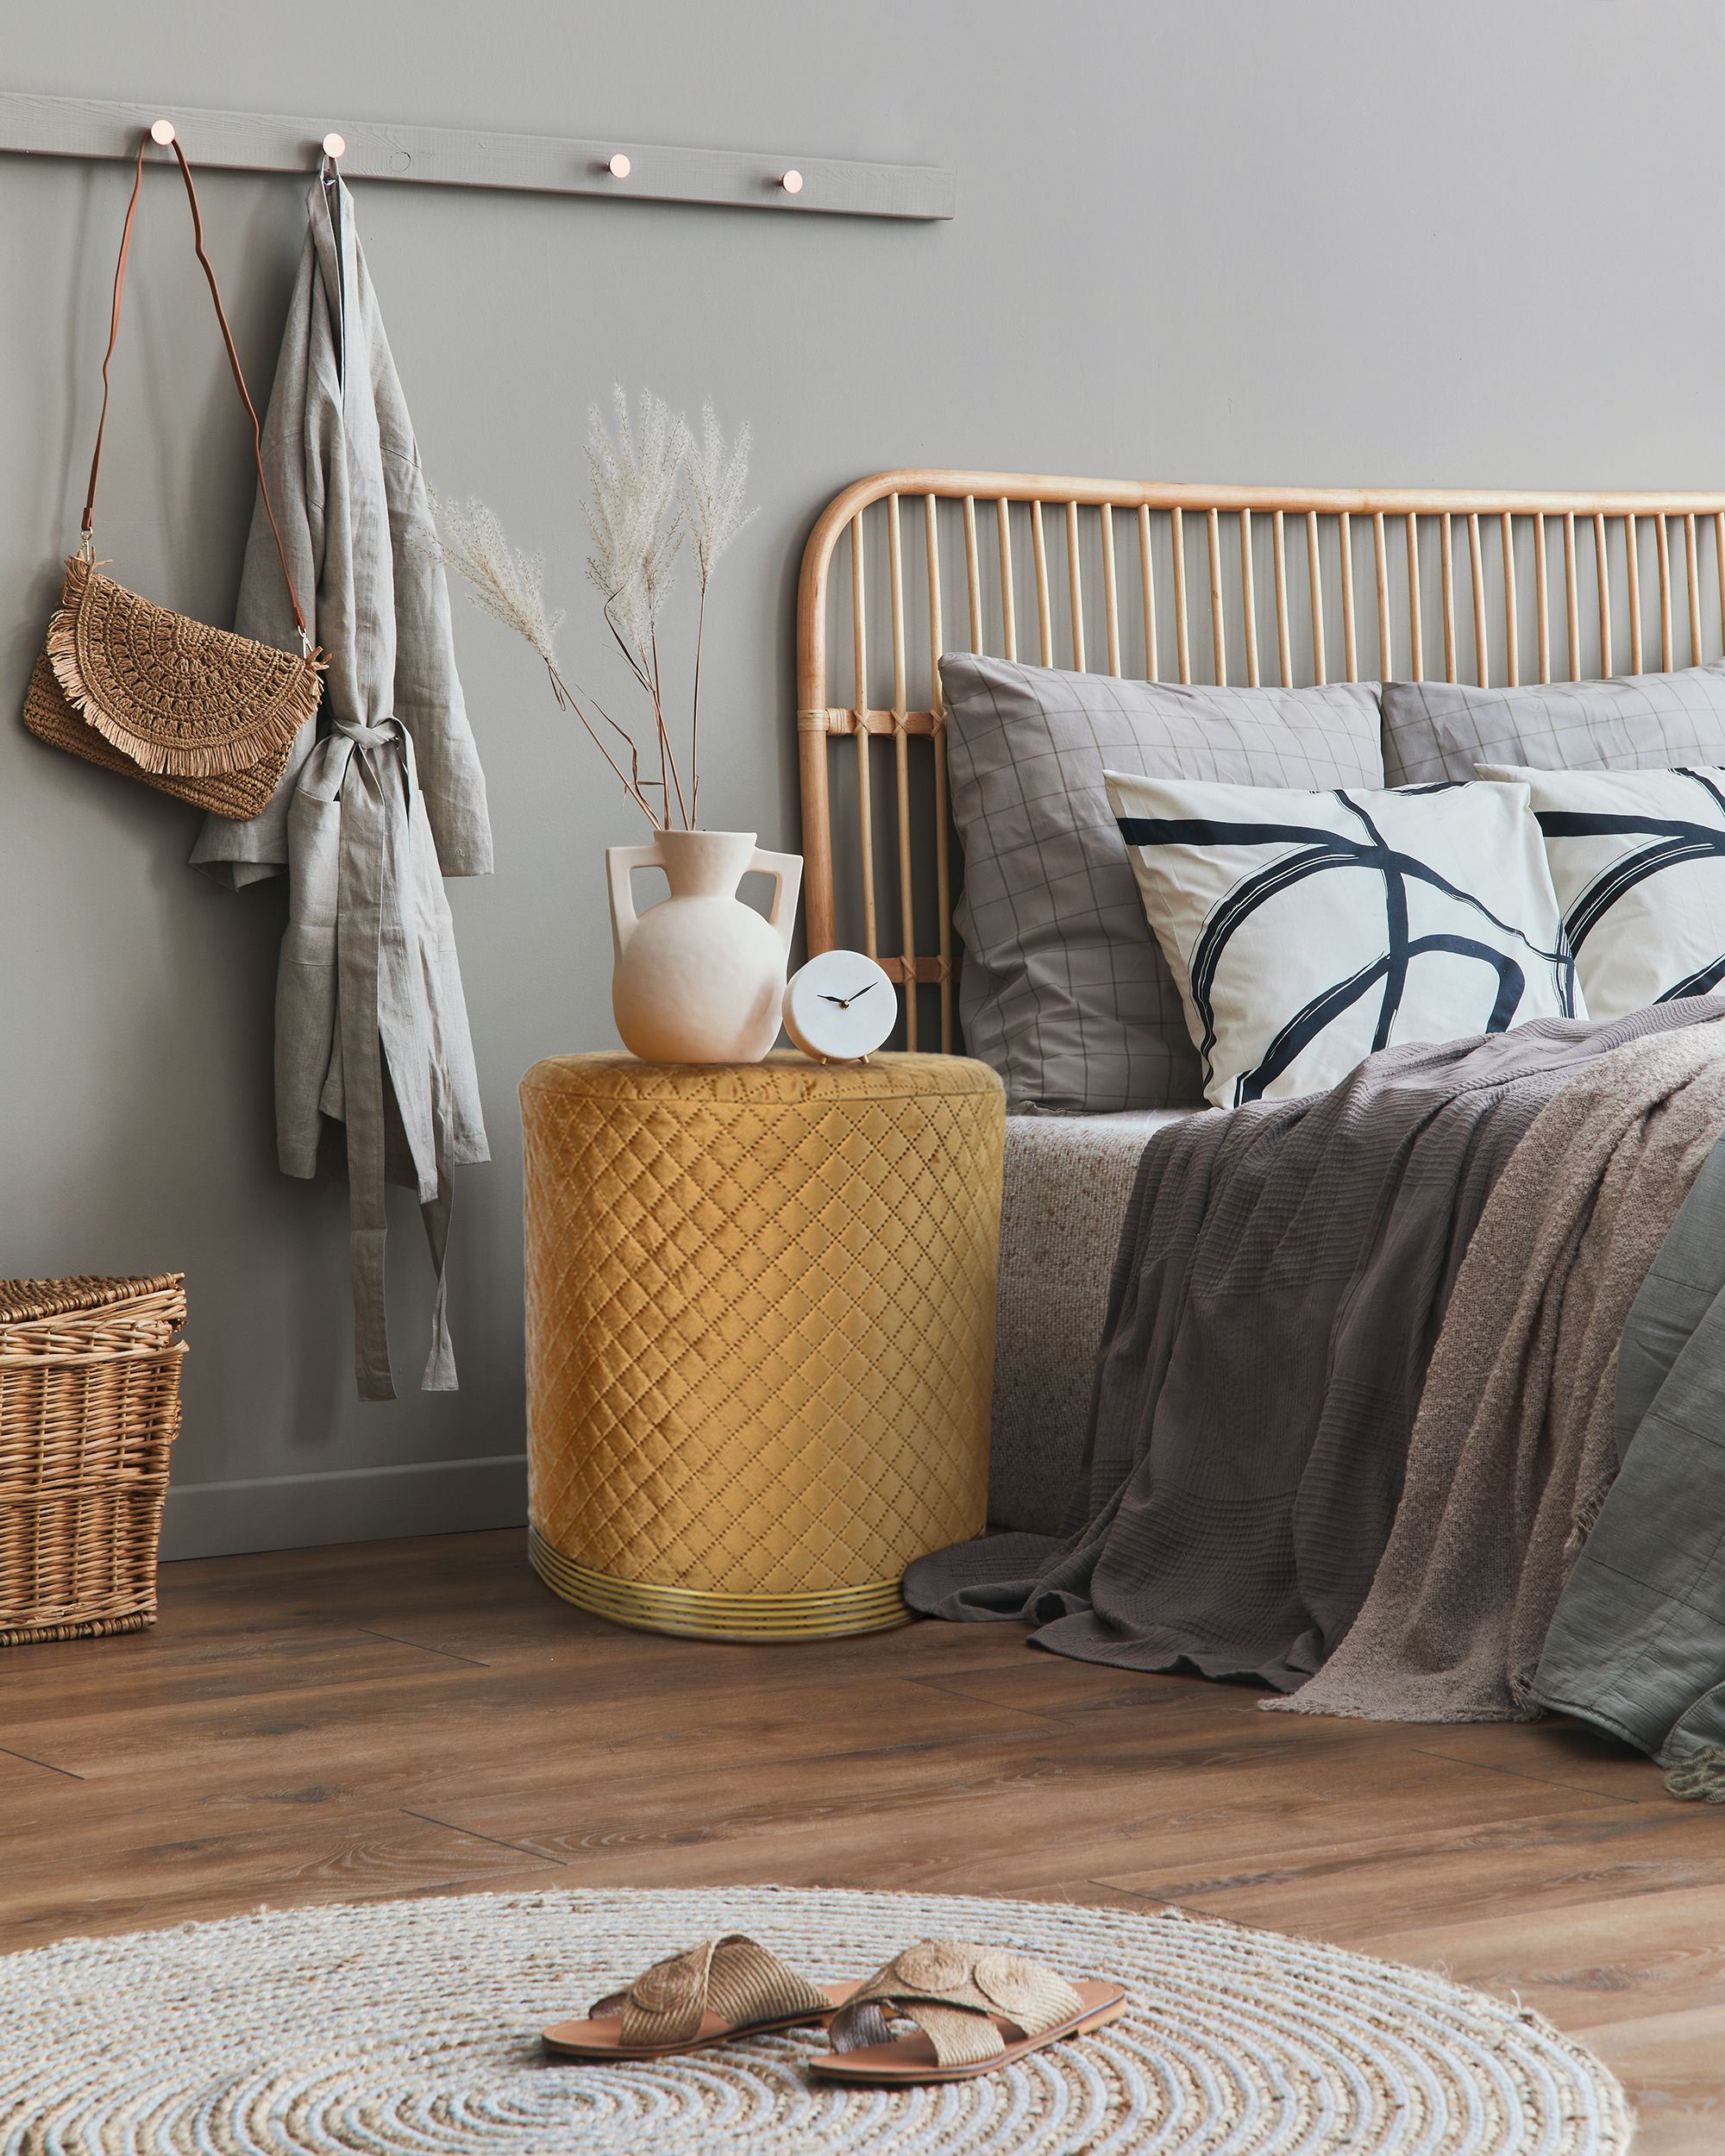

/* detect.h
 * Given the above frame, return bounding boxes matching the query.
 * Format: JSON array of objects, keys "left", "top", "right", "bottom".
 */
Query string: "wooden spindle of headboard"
[
  {"left": 796, "top": 473, "right": 1725, "bottom": 1050},
  {"left": 1534, "top": 516, "right": 1550, "bottom": 685},
  {"left": 1564, "top": 513, "right": 1581, "bottom": 681},
  {"left": 1627, "top": 516, "right": 1644, "bottom": 674},
  {"left": 1406, "top": 513, "right": 1425, "bottom": 682},
  {"left": 1139, "top": 504, "right": 1158, "bottom": 679},
  {"left": 1101, "top": 503, "right": 1122, "bottom": 678},
  {"left": 1440, "top": 515, "right": 1458, "bottom": 683},
  {"left": 1687, "top": 516, "right": 1703, "bottom": 664},
  {"left": 1465, "top": 514, "right": 1486, "bottom": 686},
  {"left": 1372, "top": 512, "right": 1391, "bottom": 677},
  {"left": 1338, "top": 511, "right": 1357, "bottom": 684},
  {"left": 1656, "top": 515, "right": 1674, "bottom": 672}
]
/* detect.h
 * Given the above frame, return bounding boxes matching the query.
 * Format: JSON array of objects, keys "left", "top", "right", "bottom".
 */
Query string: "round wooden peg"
[
  {"left": 322, "top": 132, "right": 346, "bottom": 160},
  {"left": 150, "top": 119, "right": 176, "bottom": 146},
  {"left": 780, "top": 169, "right": 804, "bottom": 195},
  {"left": 606, "top": 153, "right": 631, "bottom": 179}
]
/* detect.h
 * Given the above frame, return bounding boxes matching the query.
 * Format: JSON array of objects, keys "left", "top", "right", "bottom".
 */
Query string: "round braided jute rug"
[{"left": 0, "top": 1885, "right": 1631, "bottom": 2154}]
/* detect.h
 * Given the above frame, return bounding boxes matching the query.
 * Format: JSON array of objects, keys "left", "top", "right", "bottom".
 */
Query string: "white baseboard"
[{"left": 160, "top": 1452, "right": 528, "bottom": 1561}]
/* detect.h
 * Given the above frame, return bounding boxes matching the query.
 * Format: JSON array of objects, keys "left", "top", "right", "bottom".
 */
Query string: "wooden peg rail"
[{"left": 0, "top": 92, "right": 956, "bottom": 221}]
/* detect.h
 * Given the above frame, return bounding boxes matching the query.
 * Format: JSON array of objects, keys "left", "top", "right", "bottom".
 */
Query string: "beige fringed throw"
[{"left": 1277, "top": 1022, "right": 1725, "bottom": 1727}]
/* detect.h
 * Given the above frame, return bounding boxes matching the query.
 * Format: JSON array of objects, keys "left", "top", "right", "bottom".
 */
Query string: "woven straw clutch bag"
[
  {"left": 22, "top": 131, "right": 323, "bottom": 820},
  {"left": 23, "top": 553, "right": 321, "bottom": 819}
]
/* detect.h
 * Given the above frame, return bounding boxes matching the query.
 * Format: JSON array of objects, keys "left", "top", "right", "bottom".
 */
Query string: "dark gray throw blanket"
[{"left": 904, "top": 1002, "right": 1725, "bottom": 1689}]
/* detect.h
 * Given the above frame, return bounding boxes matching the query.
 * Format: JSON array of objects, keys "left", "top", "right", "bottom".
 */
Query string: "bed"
[
  {"left": 792, "top": 471, "right": 1725, "bottom": 1790},
  {"left": 795, "top": 471, "right": 1725, "bottom": 1530}
]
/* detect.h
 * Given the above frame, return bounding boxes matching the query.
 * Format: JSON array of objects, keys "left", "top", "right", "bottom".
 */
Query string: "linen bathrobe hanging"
[{"left": 191, "top": 171, "right": 492, "bottom": 1401}]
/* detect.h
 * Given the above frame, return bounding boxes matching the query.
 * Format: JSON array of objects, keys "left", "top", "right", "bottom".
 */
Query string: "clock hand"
[{"left": 814, "top": 982, "right": 879, "bottom": 1013}]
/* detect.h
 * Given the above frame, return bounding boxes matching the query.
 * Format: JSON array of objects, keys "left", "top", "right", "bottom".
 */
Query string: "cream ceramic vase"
[{"left": 607, "top": 829, "right": 802, "bottom": 1064}]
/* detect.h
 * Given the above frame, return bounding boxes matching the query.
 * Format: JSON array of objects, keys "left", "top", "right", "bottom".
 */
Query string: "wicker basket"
[{"left": 0, "top": 1274, "right": 186, "bottom": 1646}]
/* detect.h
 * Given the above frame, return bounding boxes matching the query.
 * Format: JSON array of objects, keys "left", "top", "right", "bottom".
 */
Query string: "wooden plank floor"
[{"left": 2, "top": 1527, "right": 1720, "bottom": 2151}]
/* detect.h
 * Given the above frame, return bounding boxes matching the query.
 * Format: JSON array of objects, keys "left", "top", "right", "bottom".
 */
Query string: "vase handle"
[
  {"left": 606, "top": 838, "right": 663, "bottom": 958},
  {"left": 749, "top": 846, "right": 803, "bottom": 955}
]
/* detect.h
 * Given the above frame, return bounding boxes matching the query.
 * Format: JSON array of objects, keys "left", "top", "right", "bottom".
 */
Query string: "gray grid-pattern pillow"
[
  {"left": 942, "top": 655, "right": 1383, "bottom": 1110},
  {"left": 1383, "top": 664, "right": 1725, "bottom": 786}
]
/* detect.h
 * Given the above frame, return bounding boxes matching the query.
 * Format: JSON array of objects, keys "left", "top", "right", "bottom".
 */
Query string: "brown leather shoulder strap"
[{"left": 82, "top": 135, "right": 309, "bottom": 642}]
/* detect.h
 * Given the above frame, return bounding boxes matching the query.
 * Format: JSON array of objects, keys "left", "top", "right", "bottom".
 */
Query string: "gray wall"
[{"left": 3, "top": 1, "right": 1722, "bottom": 1557}]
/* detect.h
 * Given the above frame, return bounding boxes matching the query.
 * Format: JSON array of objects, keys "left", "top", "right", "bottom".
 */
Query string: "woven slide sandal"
[
  {"left": 543, "top": 1933, "right": 859, "bottom": 2059},
  {"left": 807, "top": 1940, "right": 1127, "bottom": 2084}
]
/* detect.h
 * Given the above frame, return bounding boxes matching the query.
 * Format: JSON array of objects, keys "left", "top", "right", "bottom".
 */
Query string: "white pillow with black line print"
[
  {"left": 1105, "top": 771, "right": 1582, "bottom": 1109},
  {"left": 1477, "top": 762, "right": 1725, "bottom": 1021}
]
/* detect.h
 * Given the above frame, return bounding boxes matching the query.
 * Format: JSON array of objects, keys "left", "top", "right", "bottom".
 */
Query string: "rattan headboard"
[{"left": 795, "top": 471, "right": 1725, "bottom": 1052}]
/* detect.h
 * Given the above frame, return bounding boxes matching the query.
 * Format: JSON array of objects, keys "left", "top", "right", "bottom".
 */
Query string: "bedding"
[
  {"left": 941, "top": 654, "right": 1383, "bottom": 1112},
  {"left": 1275, "top": 1019, "right": 1725, "bottom": 1726},
  {"left": 904, "top": 1000, "right": 1725, "bottom": 1691},
  {"left": 1105, "top": 769, "right": 1578, "bottom": 1108},
  {"left": 1476, "top": 761, "right": 1725, "bottom": 1016},
  {"left": 1383, "top": 663, "right": 1725, "bottom": 787},
  {"left": 1534, "top": 1131, "right": 1725, "bottom": 1774},
  {"left": 991, "top": 1106, "right": 1201, "bottom": 1533}
]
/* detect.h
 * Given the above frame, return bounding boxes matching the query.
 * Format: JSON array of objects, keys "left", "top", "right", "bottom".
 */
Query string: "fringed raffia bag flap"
[{"left": 46, "top": 551, "right": 323, "bottom": 780}]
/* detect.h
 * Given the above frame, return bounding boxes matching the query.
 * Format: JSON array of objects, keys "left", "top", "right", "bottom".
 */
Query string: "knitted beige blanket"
[{"left": 1276, "top": 1021, "right": 1725, "bottom": 1727}]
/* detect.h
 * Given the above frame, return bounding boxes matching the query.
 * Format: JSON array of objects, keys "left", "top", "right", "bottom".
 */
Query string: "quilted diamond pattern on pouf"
[{"left": 520, "top": 1053, "right": 1004, "bottom": 1613}]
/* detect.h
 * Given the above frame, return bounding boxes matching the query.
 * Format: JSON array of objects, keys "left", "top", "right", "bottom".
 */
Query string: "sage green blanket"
[{"left": 1534, "top": 1125, "right": 1725, "bottom": 1782}]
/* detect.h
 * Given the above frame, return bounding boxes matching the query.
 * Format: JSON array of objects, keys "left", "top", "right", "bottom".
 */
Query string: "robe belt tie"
[
  {"left": 323, "top": 712, "right": 456, "bottom": 1400},
  {"left": 333, "top": 718, "right": 398, "bottom": 751}
]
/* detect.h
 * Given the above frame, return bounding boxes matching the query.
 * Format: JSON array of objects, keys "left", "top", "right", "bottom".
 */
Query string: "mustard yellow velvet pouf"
[{"left": 519, "top": 1052, "right": 1006, "bottom": 1640}]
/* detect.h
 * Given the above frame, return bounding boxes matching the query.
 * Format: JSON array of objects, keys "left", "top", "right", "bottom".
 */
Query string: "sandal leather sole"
[
  {"left": 543, "top": 1978, "right": 862, "bottom": 2060},
  {"left": 807, "top": 1978, "right": 1128, "bottom": 2084}
]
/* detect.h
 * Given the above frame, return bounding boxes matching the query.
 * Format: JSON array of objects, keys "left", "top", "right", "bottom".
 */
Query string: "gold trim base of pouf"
[{"left": 528, "top": 1527, "right": 912, "bottom": 1641}]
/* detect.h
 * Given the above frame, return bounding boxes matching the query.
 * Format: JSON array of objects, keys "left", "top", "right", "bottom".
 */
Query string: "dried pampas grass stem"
[{"left": 432, "top": 390, "right": 756, "bottom": 831}]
